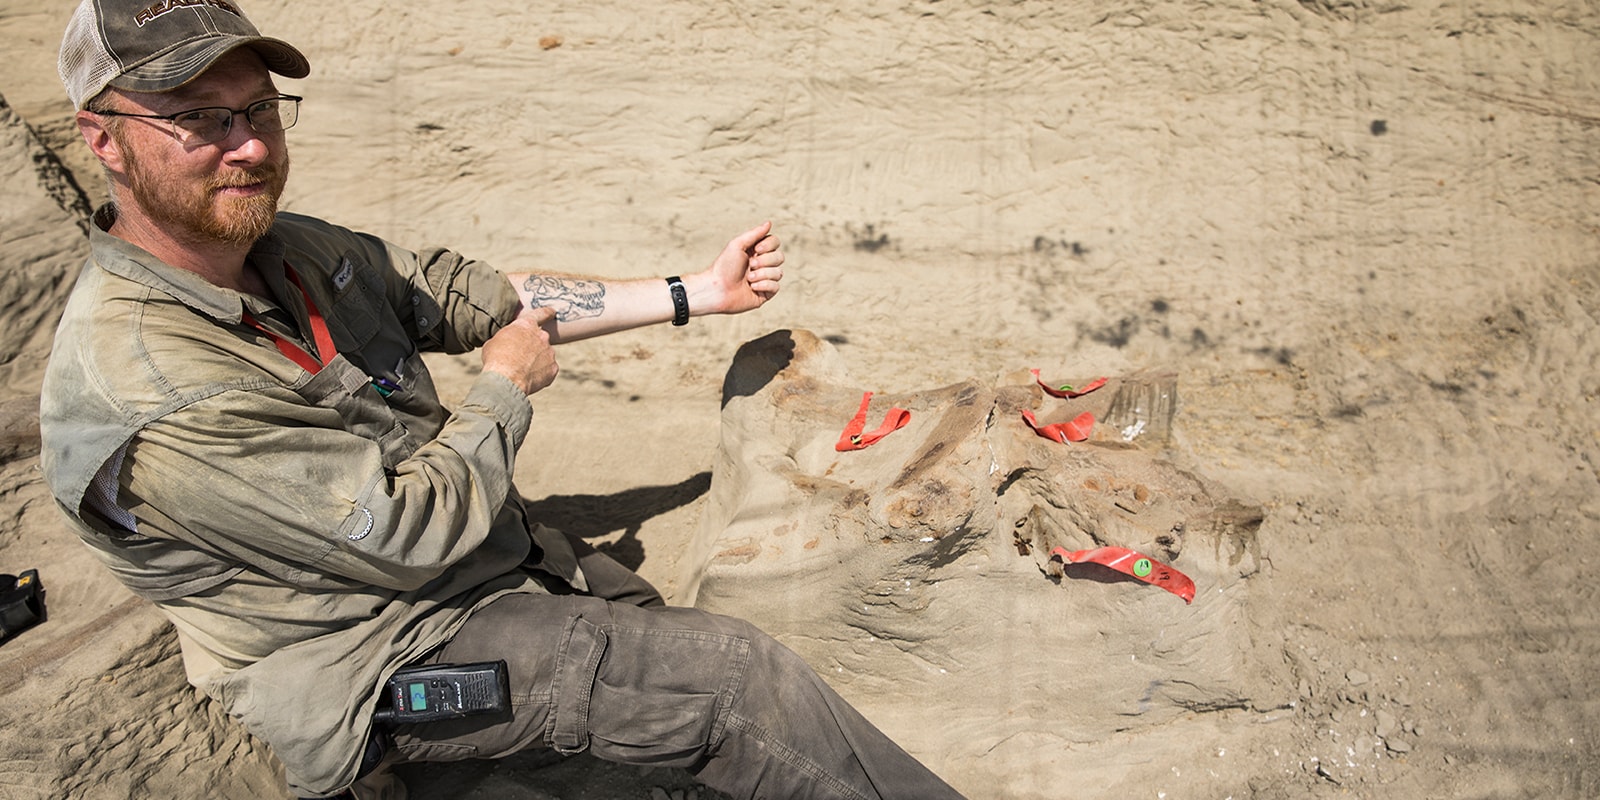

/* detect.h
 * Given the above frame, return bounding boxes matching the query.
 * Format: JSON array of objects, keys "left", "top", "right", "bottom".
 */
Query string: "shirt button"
[
  {"left": 418, "top": 316, "right": 429, "bottom": 327},
  {"left": 411, "top": 295, "right": 421, "bottom": 305}
]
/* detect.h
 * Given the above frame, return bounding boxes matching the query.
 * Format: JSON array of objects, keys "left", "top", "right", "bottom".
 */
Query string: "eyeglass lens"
[{"left": 175, "top": 98, "right": 299, "bottom": 143}]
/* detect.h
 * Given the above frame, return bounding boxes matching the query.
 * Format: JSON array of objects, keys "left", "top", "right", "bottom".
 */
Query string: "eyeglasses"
[{"left": 94, "top": 95, "right": 302, "bottom": 145}]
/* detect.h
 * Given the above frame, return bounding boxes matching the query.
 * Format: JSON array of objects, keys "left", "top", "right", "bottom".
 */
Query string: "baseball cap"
[{"left": 59, "top": 0, "right": 310, "bottom": 110}]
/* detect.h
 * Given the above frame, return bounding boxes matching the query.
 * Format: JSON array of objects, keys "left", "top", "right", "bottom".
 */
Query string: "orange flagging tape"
[
  {"left": 836, "top": 391, "right": 911, "bottom": 451},
  {"left": 1023, "top": 369, "right": 1107, "bottom": 443},
  {"left": 1050, "top": 546, "right": 1196, "bottom": 604},
  {"left": 1030, "top": 369, "right": 1107, "bottom": 399},
  {"left": 1022, "top": 408, "right": 1094, "bottom": 443}
]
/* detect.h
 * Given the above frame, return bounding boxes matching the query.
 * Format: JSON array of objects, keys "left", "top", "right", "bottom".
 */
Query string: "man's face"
[{"left": 103, "top": 48, "right": 290, "bottom": 247}]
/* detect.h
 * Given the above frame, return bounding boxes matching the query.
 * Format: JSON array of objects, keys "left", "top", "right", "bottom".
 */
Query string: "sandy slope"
[{"left": 2, "top": 1, "right": 1599, "bottom": 798}]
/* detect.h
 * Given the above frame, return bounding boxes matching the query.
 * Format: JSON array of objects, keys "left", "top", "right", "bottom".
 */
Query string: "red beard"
[{"left": 121, "top": 142, "right": 290, "bottom": 247}]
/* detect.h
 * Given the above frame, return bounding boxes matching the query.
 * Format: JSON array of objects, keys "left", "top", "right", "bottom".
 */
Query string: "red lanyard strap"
[
  {"left": 242, "top": 266, "right": 337, "bottom": 375},
  {"left": 835, "top": 391, "right": 911, "bottom": 452}
]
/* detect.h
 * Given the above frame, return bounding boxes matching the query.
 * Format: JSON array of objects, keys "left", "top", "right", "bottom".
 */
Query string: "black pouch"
[{"left": 0, "top": 569, "right": 43, "bottom": 645}]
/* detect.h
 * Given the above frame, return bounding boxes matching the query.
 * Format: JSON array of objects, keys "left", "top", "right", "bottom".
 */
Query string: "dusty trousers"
[{"left": 386, "top": 537, "right": 967, "bottom": 800}]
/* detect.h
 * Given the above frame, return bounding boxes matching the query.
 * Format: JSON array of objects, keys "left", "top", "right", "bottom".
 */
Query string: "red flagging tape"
[
  {"left": 836, "top": 391, "right": 911, "bottom": 451},
  {"left": 1022, "top": 408, "right": 1095, "bottom": 443},
  {"left": 1031, "top": 369, "right": 1108, "bottom": 399},
  {"left": 1050, "top": 546, "right": 1196, "bottom": 604}
]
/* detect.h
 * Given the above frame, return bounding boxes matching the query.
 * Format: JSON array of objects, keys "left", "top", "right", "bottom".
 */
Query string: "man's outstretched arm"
[{"left": 503, "top": 222, "right": 785, "bottom": 344}]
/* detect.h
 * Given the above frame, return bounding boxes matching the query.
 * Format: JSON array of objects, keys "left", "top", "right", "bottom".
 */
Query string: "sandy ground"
[{"left": 2, "top": 1, "right": 1600, "bottom": 798}]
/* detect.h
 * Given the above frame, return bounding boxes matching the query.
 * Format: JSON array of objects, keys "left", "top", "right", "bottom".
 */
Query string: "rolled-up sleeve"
[
  {"left": 423, "top": 246, "right": 522, "bottom": 352},
  {"left": 377, "top": 238, "right": 523, "bottom": 354}
]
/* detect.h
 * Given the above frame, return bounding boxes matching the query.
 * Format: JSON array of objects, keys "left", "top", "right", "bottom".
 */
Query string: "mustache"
[{"left": 209, "top": 163, "right": 285, "bottom": 192}]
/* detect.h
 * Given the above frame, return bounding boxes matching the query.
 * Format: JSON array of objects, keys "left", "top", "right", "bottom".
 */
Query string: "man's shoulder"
[
  {"left": 270, "top": 211, "right": 356, "bottom": 251},
  {"left": 268, "top": 212, "right": 402, "bottom": 277},
  {"left": 271, "top": 212, "right": 392, "bottom": 253},
  {"left": 44, "top": 259, "right": 282, "bottom": 412}
]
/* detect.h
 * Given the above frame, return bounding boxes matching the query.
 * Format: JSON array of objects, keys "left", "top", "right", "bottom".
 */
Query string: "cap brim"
[{"left": 108, "top": 36, "right": 310, "bottom": 95}]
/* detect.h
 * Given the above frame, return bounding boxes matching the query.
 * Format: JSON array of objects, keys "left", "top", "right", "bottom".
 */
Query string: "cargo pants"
[{"left": 385, "top": 535, "right": 967, "bottom": 800}]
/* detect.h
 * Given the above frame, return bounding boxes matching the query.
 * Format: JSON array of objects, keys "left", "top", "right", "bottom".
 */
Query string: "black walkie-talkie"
[{"left": 373, "top": 660, "right": 511, "bottom": 725}]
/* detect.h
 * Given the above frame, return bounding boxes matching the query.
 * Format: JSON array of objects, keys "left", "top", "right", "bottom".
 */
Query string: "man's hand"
[
  {"left": 701, "top": 221, "right": 785, "bottom": 315},
  {"left": 481, "top": 308, "right": 559, "bottom": 395}
]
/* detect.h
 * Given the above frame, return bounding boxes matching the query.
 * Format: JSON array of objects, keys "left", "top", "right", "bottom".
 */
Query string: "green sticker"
[{"left": 1133, "top": 558, "right": 1153, "bottom": 578}]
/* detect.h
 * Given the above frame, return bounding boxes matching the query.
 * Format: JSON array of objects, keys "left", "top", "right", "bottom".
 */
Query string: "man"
[{"left": 41, "top": 2, "right": 967, "bottom": 799}]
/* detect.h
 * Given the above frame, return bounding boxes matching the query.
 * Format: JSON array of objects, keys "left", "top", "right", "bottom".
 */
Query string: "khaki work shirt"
[{"left": 39, "top": 207, "right": 579, "bottom": 796}]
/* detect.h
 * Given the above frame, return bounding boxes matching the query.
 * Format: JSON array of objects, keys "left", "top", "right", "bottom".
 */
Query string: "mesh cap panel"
[{"left": 58, "top": 0, "right": 309, "bottom": 110}]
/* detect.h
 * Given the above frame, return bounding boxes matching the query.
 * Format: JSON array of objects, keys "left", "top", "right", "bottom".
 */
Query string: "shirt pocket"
[
  {"left": 293, "top": 355, "right": 411, "bottom": 472},
  {"left": 322, "top": 253, "right": 386, "bottom": 351},
  {"left": 320, "top": 252, "right": 422, "bottom": 392}
]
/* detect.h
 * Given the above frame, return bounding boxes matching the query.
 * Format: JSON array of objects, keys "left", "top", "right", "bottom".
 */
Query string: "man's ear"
[{"left": 76, "top": 110, "right": 126, "bottom": 174}]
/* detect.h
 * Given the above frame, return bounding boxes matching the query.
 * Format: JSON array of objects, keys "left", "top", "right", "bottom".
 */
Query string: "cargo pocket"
[
  {"left": 547, "top": 616, "right": 607, "bottom": 754},
  {"left": 546, "top": 616, "right": 751, "bottom": 767}
]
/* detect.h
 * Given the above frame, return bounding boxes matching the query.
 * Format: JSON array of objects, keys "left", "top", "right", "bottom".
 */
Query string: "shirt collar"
[{"left": 89, "top": 204, "right": 289, "bottom": 324}]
